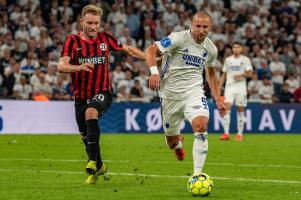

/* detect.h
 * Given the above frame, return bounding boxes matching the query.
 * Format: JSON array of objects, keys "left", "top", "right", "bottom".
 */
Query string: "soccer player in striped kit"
[{"left": 58, "top": 5, "right": 145, "bottom": 184}]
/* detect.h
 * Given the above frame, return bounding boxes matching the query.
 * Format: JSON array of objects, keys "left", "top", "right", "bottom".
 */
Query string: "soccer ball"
[{"left": 187, "top": 173, "right": 213, "bottom": 197}]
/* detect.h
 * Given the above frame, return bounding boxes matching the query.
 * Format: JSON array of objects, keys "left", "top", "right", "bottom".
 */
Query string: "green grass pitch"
[{"left": 0, "top": 134, "right": 300, "bottom": 200}]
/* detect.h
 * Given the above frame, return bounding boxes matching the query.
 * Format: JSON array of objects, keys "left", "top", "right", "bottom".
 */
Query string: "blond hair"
[{"left": 81, "top": 4, "right": 103, "bottom": 18}]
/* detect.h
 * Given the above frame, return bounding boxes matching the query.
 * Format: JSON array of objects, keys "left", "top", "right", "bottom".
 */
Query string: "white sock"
[
  {"left": 193, "top": 132, "right": 208, "bottom": 175},
  {"left": 237, "top": 112, "right": 245, "bottom": 135},
  {"left": 223, "top": 112, "right": 231, "bottom": 134}
]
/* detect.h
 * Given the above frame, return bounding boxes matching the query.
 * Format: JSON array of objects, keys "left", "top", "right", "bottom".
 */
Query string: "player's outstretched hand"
[
  {"left": 149, "top": 74, "right": 160, "bottom": 91},
  {"left": 216, "top": 100, "right": 226, "bottom": 118},
  {"left": 79, "top": 63, "right": 94, "bottom": 72}
]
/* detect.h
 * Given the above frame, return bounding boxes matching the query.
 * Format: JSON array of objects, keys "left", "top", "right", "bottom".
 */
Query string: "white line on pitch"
[
  {"left": 0, "top": 158, "right": 301, "bottom": 169},
  {"left": 0, "top": 168, "right": 300, "bottom": 184}
]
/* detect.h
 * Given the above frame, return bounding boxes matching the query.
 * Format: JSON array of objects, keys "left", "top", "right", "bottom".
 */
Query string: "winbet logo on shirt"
[
  {"left": 182, "top": 50, "right": 207, "bottom": 68},
  {"left": 78, "top": 57, "right": 106, "bottom": 64}
]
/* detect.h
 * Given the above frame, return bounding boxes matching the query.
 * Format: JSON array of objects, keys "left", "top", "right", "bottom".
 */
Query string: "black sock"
[
  {"left": 81, "top": 136, "right": 88, "bottom": 155},
  {"left": 86, "top": 119, "right": 103, "bottom": 168}
]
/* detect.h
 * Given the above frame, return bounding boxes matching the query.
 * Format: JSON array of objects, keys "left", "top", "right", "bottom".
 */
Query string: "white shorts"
[
  {"left": 161, "top": 94, "right": 209, "bottom": 136},
  {"left": 224, "top": 86, "right": 247, "bottom": 107}
]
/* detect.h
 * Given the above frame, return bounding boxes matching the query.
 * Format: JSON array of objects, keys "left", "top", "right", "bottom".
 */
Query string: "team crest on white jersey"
[
  {"left": 100, "top": 43, "right": 106, "bottom": 51},
  {"left": 160, "top": 37, "right": 171, "bottom": 48},
  {"left": 202, "top": 50, "right": 208, "bottom": 58}
]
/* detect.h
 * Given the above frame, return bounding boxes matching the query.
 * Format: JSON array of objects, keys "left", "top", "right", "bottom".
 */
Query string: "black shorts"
[{"left": 74, "top": 92, "right": 113, "bottom": 134}]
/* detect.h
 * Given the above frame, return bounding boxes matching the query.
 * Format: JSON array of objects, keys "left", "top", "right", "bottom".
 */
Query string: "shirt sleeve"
[
  {"left": 61, "top": 35, "right": 75, "bottom": 58},
  {"left": 206, "top": 44, "right": 218, "bottom": 67},
  {"left": 154, "top": 32, "right": 181, "bottom": 53},
  {"left": 104, "top": 32, "right": 123, "bottom": 52},
  {"left": 244, "top": 57, "right": 253, "bottom": 71}
]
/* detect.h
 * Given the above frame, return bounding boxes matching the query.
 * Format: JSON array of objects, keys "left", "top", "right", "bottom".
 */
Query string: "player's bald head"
[
  {"left": 191, "top": 11, "right": 212, "bottom": 43},
  {"left": 192, "top": 11, "right": 212, "bottom": 24}
]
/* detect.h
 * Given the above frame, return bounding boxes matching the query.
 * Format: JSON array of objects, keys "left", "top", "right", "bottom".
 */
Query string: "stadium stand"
[{"left": 0, "top": 0, "right": 300, "bottom": 103}]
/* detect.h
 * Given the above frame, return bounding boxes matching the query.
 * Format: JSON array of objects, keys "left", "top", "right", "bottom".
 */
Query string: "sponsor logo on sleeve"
[{"left": 160, "top": 37, "right": 171, "bottom": 48}]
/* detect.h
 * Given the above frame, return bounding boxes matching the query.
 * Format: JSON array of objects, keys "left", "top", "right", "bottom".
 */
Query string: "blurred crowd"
[{"left": 0, "top": 0, "right": 301, "bottom": 103}]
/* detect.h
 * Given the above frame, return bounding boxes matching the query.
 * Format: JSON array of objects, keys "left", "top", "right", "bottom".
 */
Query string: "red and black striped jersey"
[{"left": 61, "top": 32, "right": 123, "bottom": 100}]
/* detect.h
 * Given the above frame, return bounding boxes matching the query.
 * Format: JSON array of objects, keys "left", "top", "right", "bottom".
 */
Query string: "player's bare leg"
[
  {"left": 191, "top": 116, "right": 209, "bottom": 175},
  {"left": 85, "top": 107, "right": 107, "bottom": 184},
  {"left": 236, "top": 106, "right": 245, "bottom": 141},
  {"left": 220, "top": 102, "right": 232, "bottom": 140},
  {"left": 165, "top": 135, "right": 185, "bottom": 161}
]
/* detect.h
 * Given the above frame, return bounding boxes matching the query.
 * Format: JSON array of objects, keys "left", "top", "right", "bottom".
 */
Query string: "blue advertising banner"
[
  {"left": 100, "top": 103, "right": 301, "bottom": 134},
  {"left": 0, "top": 100, "right": 299, "bottom": 134}
]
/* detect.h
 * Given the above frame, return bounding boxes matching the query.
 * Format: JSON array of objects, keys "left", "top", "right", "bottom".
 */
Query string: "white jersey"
[
  {"left": 155, "top": 30, "right": 218, "bottom": 100},
  {"left": 222, "top": 55, "right": 252, "bottom": 92}
]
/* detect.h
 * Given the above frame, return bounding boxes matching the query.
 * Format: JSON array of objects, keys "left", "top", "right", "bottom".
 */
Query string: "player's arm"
[
  {"left": 145, "top": 32, "right": 180, "bottom": 91},
  {"left": 121, "top": 44, "right": 145, "bottom": 60},
  {"left": 57, "top": 56, "right": 94, "bottom": 73},
  {"left": 206, "top": 66, "right": 226, "bottom": 117},
  {"left": 233, "top": 69, "right": 252, "bottom": 80},
  {"left": 206, "top": 66, "right": 221, "bottom": 102},
  {"left": 219, "top": 72, "right": 226, "bottom": 89},
  {"left": 145, "top": 43, "right": 162, "bottom": 91}
]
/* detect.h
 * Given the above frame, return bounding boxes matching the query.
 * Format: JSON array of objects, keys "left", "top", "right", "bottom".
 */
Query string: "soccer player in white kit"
[
  {"left": 219, "top": 42, "right": 253, "bottom": 141},
  {"left": 145, "top": 11, "right": 226, "bottom": 175}
]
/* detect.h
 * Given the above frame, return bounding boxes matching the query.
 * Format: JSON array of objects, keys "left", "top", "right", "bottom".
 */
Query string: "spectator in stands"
[
  {"left": 116, "top": 85, "right": 129, "bottom": 102},
  {"left": 135, "top": 68, "right": 149, "bottom": 89},
  {"left": 0, "top": 48, "right": 11, "bottom": 75},
  {"left": 247, "top": 71, "right": 262, "bottom": 102},
  {"left": 162, "top": 4, "right": 179, "bottom": 28},
  {"left": 13, "top": 75, "right": 32, "bottom": 100},
  {"left": 30, "top": 68, "right": 41, "bottom": 86},
  {"left": 14, "top": 21, "right": 30, "bottom": 42},
  {"left": 3, "top": 58, "right": 21, "bottom": 97},
  {"left": 259, "top": 75, "right": 274, "bottom": 104},
  {"left": 293, "top": 81, "right": 301, "bottom": 103},
  {"left": 155, "top": 18, "right": 167, "bottom": 40},
  {"left": 129, "top": 79, "right": 145, "bottom": 101},
  {"left": 11, "top": 39, "right": 26, "bottom": 62},
  {"left": 285, "top": 73, "right": 300, "bottom": 94},
  {"left": 10, "top": 4, "right": 24, "bottom": 23},
  {"left": 184, "top": 0, "right": 197, "bottom": 14},
  {"left": 0, "top": 32, "right": 15, "bottom": 52},
  {"left": 32, "top": 72, "right": 51, "bottom": 99},
  {"left": 107, "top": 4, "right": 126, "bottom": 37},
  {"left": 117, "top": 70, "right": 134, "bottom": 95},
  {"left": 39, "top": 28, "right": 53, "bottom": 48},
  {"left": 119, "top": 27, "right": 137, "bottom": 47},
  {"left": 269, "top": 53, "right": 286, "bottom": 97},
  {"left": 45, "top": 64, "right": 57, "bottom": 86},
  {"left": 20, "top": 51, "right": 39, "bottom": 76},
  {"left": 173, "top": 13, "right": 187, "bottom": 32},
  {"left": 27, "top": 38, "right": 37, "bottom": 52},
  {"left": 138, "top": 28, "right": 154, "bottom": 50},
  {"left": 98, "top": 0, "right": 112, "bottom": 22},
  {"left": 257, "top": 60, "right": 272, "bottom": 80},
  {"left": 0, "top": 0, "right": 300, "bottom": 102},
  {"left": 52, "top": 74, "right": 71, "bottom": 100},
  {"left": 125, "top": 7, "right": 140, "bottom": 39},
  {"left": 58, "top": 0, "right": 73, "bottom": 23},
  {"left": 279, "top": 45, "right": 293, "bottom": 71},
  {"left": 290, "top": 56, "right": 301, "bottom": 75},
  {"left": 278, "top": 82, "right": 293, "bottom": 103},
  {"left": 30, "top": 18, "right": 44, "bottom": 41}
]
